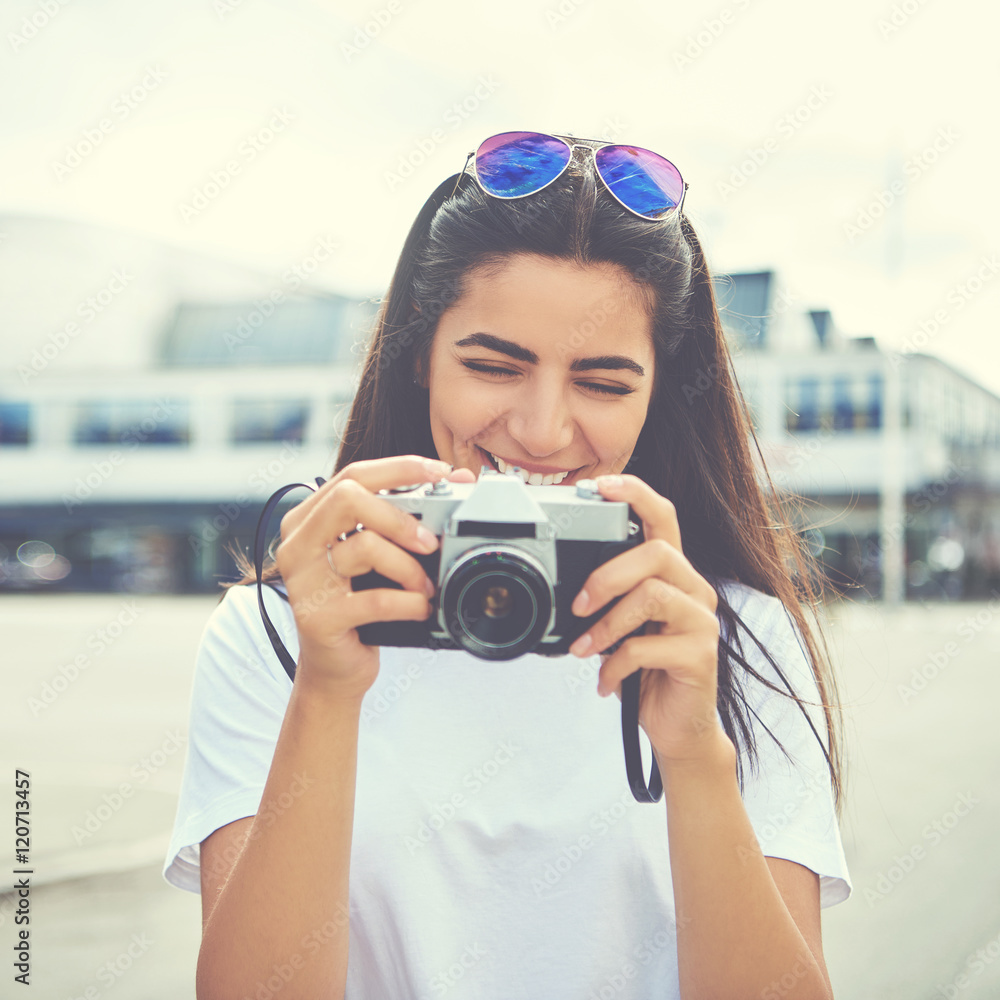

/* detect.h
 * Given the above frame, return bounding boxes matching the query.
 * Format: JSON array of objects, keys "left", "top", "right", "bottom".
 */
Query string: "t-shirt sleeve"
[
  {"left": 162, "top": 583, "right": 297, "bottom": 893},
  {"left": 727, "top": 589, "right": 852, "bottom": 909}
]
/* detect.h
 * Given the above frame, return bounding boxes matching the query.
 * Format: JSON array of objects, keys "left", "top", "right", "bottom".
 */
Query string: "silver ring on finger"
[{"left": 337, "top": 522, "right": 365, "bottom": 543}]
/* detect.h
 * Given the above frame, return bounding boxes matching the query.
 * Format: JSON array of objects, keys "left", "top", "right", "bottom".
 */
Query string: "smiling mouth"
[{"left": 477, "top": 446, "right": 578, "bottom": 486}]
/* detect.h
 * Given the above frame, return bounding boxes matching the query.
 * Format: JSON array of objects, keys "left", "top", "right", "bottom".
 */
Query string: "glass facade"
[
  {"left": 787, "top": 376, "right": 820, "bottom": 431},
  {"left": 785, "top": 374, "right": 884, "bottom": 433},
  {"left": 73, "top": 399, "right": 190, "bottom": 446},
  {"left": 0, "top": 402, "right": 31, "bottom": 445},
  {"left": 231, "top": 399, "right": 309, "bottom": 444}
]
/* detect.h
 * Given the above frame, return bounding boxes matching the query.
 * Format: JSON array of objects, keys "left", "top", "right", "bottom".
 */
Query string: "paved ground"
[{"left": 1, "top": 592, "right": 999, "bottom": 999}]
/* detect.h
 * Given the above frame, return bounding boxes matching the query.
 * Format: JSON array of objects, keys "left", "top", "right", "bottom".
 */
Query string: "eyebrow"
[{"left": 453, "top": 332, "right": 646, "bottom": 377}]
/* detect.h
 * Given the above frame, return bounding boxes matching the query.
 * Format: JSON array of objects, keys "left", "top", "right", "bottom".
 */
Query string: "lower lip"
[{"left": 476, "top": 446, "right": 579, "bottom": 485}]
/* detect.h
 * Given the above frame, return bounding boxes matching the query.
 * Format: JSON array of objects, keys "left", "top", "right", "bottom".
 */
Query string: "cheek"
[
  {"left": 430, "top": 376, "right": 497, "bottom": 440},
  {"left": 588, "top": 403, "right": 647, "bottom": 453}
]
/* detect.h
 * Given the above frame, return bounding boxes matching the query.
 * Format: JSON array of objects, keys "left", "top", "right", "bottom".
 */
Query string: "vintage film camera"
[{"left": 352, "top": 468, "right": 642, "bottom": 659}]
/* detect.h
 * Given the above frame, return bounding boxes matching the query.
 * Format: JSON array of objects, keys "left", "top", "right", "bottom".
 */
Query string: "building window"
[
  {"left": 232, "top": 399, "right": 309, "bottom": 444},
  {"left": 0, "top": 402, "right": 30, "bottom": 446},
  {"left": 785, "top": 374, "right": 885, "bottom": 433},
  {"left": 864, "top": 374, "right": 883, "bottom": 430},
  {"left": 832, "top": 376, "right": 854, "bottom": 431},
  {"left": 786, "top": 377, "right": 820, "bottom": 432},
  {"left": 74, "top": 400, "right": 190, "bottom": 446}
]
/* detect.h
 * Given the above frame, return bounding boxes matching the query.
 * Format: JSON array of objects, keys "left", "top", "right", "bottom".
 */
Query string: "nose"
[{"left": 506, "top": 379, "right": 575, "bottom": 459}]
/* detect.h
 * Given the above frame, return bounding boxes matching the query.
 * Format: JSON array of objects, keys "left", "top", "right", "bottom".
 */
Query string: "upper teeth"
[{"left": 489, "top": 452, "right": 571, "bottom": 486}]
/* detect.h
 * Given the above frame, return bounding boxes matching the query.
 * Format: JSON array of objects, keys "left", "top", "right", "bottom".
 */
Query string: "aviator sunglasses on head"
[{"left": 451, "top": 130, "right": 688, "bottom": 222}]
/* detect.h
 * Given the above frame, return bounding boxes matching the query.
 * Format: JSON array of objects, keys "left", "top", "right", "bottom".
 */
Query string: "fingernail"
[
  {"left": 572, "top": 589, "right": 589, "bottom": 615},
  {"left": 596, "top": 475, "right": 623, "bottom": 491},
  {"left": 571, "top": 632, "right": 593, "bottom": 657},
  {"left": 423, "top": 576, "right": 436, "bottom": 597},
  {"left": 417, "top": 526, "right": 438, "bottom": 550}
]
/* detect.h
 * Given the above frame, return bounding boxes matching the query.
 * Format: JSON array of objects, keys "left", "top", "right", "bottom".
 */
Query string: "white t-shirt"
[{"left": 164, "top": 578, "right": 851, "bottom": 999}]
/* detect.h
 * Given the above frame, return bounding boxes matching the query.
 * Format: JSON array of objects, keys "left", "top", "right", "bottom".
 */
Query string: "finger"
[
  {"left": 335, "top": 454, "right": 461, "bottom": 493},
  {"left": 290, "top": 571, "right": 434, "bottom": 634},
  {"left": 572, "top": 537, "right": 716, "bottom": 618},
  {"left": 285, "top": 547, "right": 434, "bottom": 631},
  {"left": 342, "top": 587, "right": 436, "bottom": 632},
  {"left": 593, "top": 474, "right": 683, "bottom": 552},
  {"left": 328, "top": 528, "right": 436, "bottom": 598},
  {"left": 570, "top": 580, "right": 715, "bottom": 658},
  {"left": 280, "top": 478, "right": 439, "bottom": 573},
  {"left": 281, "top": 455, "right": 453, "bottom": 538},
  {"left": 596, "top": 633, "right": 721, "bottom": 699}
]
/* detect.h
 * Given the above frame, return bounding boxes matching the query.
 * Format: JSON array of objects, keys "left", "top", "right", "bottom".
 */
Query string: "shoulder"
[
  {"left": 195, "top": 582, "right": 298, "bottom": 692},
  {"left": 208, "top": 580, "right": 292, "bottom": 631},
  {"left": 713, "top": 577, "right": 822, "bottom": 708},
  {"left": 164, "top": 583, "right": 297, "bottom": 892},
  {"left": 715, "top": 577, "right": 787, "bottom": 631},
  {"left": 713, "top": 583, "right": 851, "bottom": 907},
  {"left": 715, "top": 578, "right": 803, "bottom": 652}
]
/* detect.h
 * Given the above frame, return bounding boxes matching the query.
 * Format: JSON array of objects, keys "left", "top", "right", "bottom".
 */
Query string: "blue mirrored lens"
[
  {"left": 593, "top": 145, "right": 684, "bottom": 220},
  {"left": 475, "top": 132, "right": 572, "bottom": 198}
]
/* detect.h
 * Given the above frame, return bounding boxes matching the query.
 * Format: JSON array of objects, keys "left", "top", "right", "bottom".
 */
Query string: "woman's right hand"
[{"left": 274, "top": 455, "right": 475, "bottom": 700}]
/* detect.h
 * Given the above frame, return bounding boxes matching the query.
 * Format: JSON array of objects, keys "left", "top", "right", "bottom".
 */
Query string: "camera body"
[{"left": 352, "top": 469, "right": 643, "bottom": 660}]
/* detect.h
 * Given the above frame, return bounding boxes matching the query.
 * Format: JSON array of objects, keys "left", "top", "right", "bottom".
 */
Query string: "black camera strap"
[
  {"left": 251, "top": 478, "right": 662, "bottom": 803},
  {"left": 621, "top": 670, "right": 663, "bottom": 802},
  {"left": 253, "top": 478, "right": 327, "bottom": 681}
]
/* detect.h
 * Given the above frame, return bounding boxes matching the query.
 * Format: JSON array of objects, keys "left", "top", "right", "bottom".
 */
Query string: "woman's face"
[{"left": 422, "top": 254, "right": 655, "bottom": 485}]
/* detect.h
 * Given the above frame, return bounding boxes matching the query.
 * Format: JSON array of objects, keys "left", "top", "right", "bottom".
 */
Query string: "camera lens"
[
  {"left": 483, "top": 586, "right": 512, "bottom": 618},
  {"left": 440, "top": 547, "right": 553, "bottom": 660}
]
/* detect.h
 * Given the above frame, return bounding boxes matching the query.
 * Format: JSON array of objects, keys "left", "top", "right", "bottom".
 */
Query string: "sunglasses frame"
[{"left": 450, "top": 130, "right": 688, "bottom": 222}]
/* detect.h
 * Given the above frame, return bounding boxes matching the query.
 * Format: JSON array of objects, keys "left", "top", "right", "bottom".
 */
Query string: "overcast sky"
[{"left": 3, "top": 0, "right": 997, "bottom": 390}]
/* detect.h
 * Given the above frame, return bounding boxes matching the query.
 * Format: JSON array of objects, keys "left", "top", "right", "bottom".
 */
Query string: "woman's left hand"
[{"left": 568, "top": 474, "right": 732, "bottom": 767}]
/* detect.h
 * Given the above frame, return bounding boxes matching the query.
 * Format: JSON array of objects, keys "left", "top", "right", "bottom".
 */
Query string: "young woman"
[{"left": 165, "top": 131, "right": 852, "bottom": 999}]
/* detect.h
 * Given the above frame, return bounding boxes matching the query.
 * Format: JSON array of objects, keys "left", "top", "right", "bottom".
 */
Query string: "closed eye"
[{"left": 460, "top": 360, "right": 634, "bottom": 396}]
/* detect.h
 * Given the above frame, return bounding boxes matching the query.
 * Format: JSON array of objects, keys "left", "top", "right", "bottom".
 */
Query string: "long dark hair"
[{"left": 233, "top": 154, "right": 846, "bottom": 811}]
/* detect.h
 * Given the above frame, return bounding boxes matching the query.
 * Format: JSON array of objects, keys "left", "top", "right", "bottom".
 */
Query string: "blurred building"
[
  {"left": 0, "top": 214, "right": 375, "bottom": 593},
  {"left": 2, "top": 218, "right": 999, "bottom": 598},
  {"left": 719, "top": 271, "right": 1000, "bottom": 601}
]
